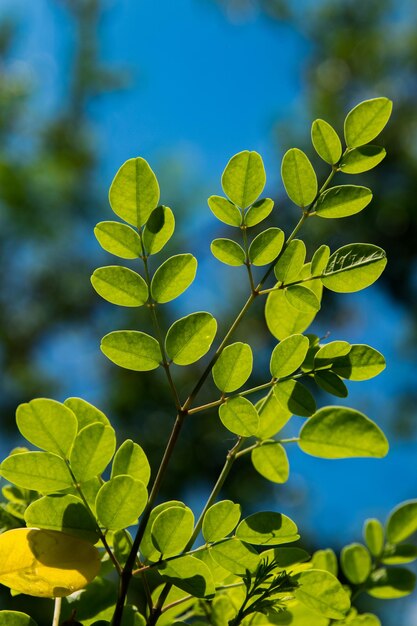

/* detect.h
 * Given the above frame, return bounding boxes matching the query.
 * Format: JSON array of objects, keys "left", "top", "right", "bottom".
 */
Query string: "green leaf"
[
  {"left": 314, "top": 340, "right": 351, "bottom": 366},
  {"left": 284, "top": 285, "right": 321, "bottom": 313},
  {"left": 70, "top": 423, "right": 116, "bottom": 482},
  {"left": 270, "top": 334, "right": 309, "bottom": 378},
  {"left": 143, "top": 205, "right": 175, "bottom": 254},
  {"left": 248, "top": 228, "right": 284, "bottom": 266},
  {"left": 274, "top": 239, "right": 306, "bottom": 283},
  {"left": 24, "top": 494, "right": 98, "bottom": 543},
  {"left": 262, "top": 546, "right": 310, "bottom": 569},
  {"left": 219, "top": 397, "right": 259, "bottom": 437},
  {"left": 111, "top": 440, "right": 151, "bottom": 486},
  {"left": 295, "top": 569, "right": 350, "bottom": 620},
  {"left": 140, "top": 501, "right": 186, "bottom": 562},
  {"left": 113, "top": 530, "right": 133, "bottom": 566},
  {"left": 151, "top": 506, "right": 194, "bottom": 556},
  {"left": 221, "top": 151, "right": 266, "bottom": 209},
  {"left": 363, "top": 518, "right": 384, "bottom": 558},
  {"left": 299, "top": 406, "right": 389, "bottom": 458},
  {"left": 151, "top": 254, "right": 197, "bottom": 303},
  {"left": 16, "top": 398, "right": 77, "bottom": 458},
  {"left": 251, "top": 442, "right": 289, "bottom": 484},
  {"left": 382, "top": 544, "right": 417, "bottom": 565},
  {"left": 315, "top": 185, "right": 372, "bottom": 219},
  {"left": 210, "top": 238, "right": 245, "bottom": 266},
  {"left": 344, "top": 97, "right": 393, "bottom": 148},
  {"left": 165, "top": 312, "right": 217, "bottom": 366},
  {"left": 0, "top": 452, "right": 72, "bottom": 493},
  {"left": 109, "top": 157, "right": 160, "bottom": 228},
  {"left": 311, "top": 245, "right": 330, "bottom": 276},
  {"left": 340, "top": 145, "right": 386, "bottom": 174},
  {"left": 281, "top": 148, "right": 318, "bottom": 207},
  {"left": 96, "top": 476, "right": 147, "bottom": 531},
  {"left": 386, "top": 500, "right": 417, "bottom": 544},
  {"left": 331, "top": 344, "right": 386, "bottom": 380},
  {"left": 209, "top": 537, "right": 259, "bottom": 575},
  {"left": 0, "top": 612, "right": 37, "bottom": 626},
  {"left": 312, "top": 549, "right": 338, "bottom": 576},
  {"left": 64, "top": 397, "right": 110, "bottom": 429},
  {"left": 202, "top": 501, "right": 241, "bottom": 543},
  {"left": 94, "top": 221, "right": 142, "bottom": 259},
  {"left": 91, "top": 266, "right": 148, "bottom": 307},
  {"left": 311, "top": 119, "right": 342, "bottom": 165},
  {"left": 321, "top": 243, "right": 387, "bottom": 292},
  {"left": 236, "top": 511, "right": 299, "bottom": 545},
  {"left": 256, "top": 393, "right": 292, "bottom": 439},
  {"left": 340, "top": 615, "right": 381, "bottom": 626},
  {"left": 101, "top": 330, "right": 161, "bottom": 371},
  {"left": 314, "top": 371, "right": 348, "bottom": 398},
  {"left": 208, "top": 196, "right": 242, "bottom": 227},
  {"left": 341, "top": 543, "right": 372, "bottom": 584},
  {"left": 367, "top": 567, "right": 416, "bottom": 599},
  {"left": 265, "top": 287, "right": 318, "bottom": 341},
  {"left": 245, "top": 198, "right": 274, "bottom": 227},
  {"left": 157, "top": 555, "right": 215, "bottom": 598},
  {"left": 212, "top": 342, "right": 253, "bottom": 392},
  {"left": 274, "top": 380, "right": 316, "bottom": 417}
]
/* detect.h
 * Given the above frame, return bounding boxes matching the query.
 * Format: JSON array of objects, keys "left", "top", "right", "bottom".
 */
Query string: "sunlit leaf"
[
  {"left": 382, "top": 544, "right": 417, "bottom": 565},
  {"left": 209, "top": 538, "right": 259, "bottom": 575},
  {"left": 274, "top": 239, "right": 306, "bottom": 283},
  {"left": 0, "top": 612, "right": 37, "bottom": 626},
  {"left": 208, "top": 195, "right": 242, "bottom": 227},
  {"left": 340, "top": 145, "right": 386, "bottom": 174},
  {"left": 212, "top": 342, "right": 253, "bottom": 392},
  {"left": 248, "top": 228, "right": 284, "bottom": 266},
  {"left": 341, "top": 543, "right": 372, "bottom": 584},
  {"left": 281, "top": 148, "right": 317, "bottom": 207},
  {"left": 210, "top": 238, "right": 245, "bottom": 266},
  {"left": 363, "top": 518, "right": 384, "bottom": 558},
  {"left": 157, "top": 555, "right": 215, "bottom": 598},
  {"left": 311, "top": 119, "right": 342, "bottom": 165},
  {"left": 64, "top": 397, "right": 110, "bottom": 430},
  {"left": 0, "top": 452, "right": 72, "bottom": 493},
  {"left": 219, "top": 396, "right": 259, "bottom": 437},
  {"left": 94, "top": 221, "right": 141, "bottom": 259},
  {"left": 386, "top": 500, "right": 417, "bottom": 544},
  {"left": 202, "top": 500, "right": 241, "bottom": 543},
  {"left": 151, "top": 505, "right": 194, "bottom": 557},
  {"left": 284, "top": 285, "right": 321, "bottom": 313},
  {"left": 143, "top": 205, "right": 175, "bottom": 254},
  {"left": 91, "top": 266, "right": 148, "bottom": 307},
  {"left": 24, "top": 495, "right": 98, "bottom": 543},
  {"left": 222, "top": 151, "right": 266, "bottom": 209},
  {"left": 344, "top": 97, "right": 393, "bottom": 148},
  {"left": 151, "top": 254, "right": 197, "bottom": 303},
  {"left": 140, "top": 501, "right": 186, "bottom": 563},
  {"left": 245, "top": 198, "right": 274, "bottom": 227},
  {"left": 274, "top": 379, "right": 316, "bottom": 417},
  {"left": 70, "top": 423, "right": 116, "bottom": 482},
  {"left": 96, "top": 476, "right": 147, "bottom": 531},
  {"left": 270, "top": 334, "right": 309, "bottom": 378},
  {"left": 295, "top": 569, "right": 350, "bottom": 619},
  {"left": 311, "top": 244, "right": 330, "bottom": 276},
  {"left": 165, "top": 312, "right": 217, "bottom": 366},
  {"left": 315, "top": 185, "right": 372, "bottom": 219},
  {"left": 321, "top": 243, "right": 387, "bottom": 292},
  {"left": 111, "top": 439, "right": 151, "bottom": 486},
  {"left": 251, "top": 442, "right": 289, "bottom": 484},
  {"left": 101, "top": 331, "right": 161, "bottom": 371},
  {"left": 331, "top": 344, "right": 386, "bottom": 380},
  {"left": 255, "top": 392, "right": 292, "bottom": 439},
  {"left": 367, "top": 567, "right": 416, "bottom": 599},
  {"left": 312, "top": 549, "right": 338, "bottom": 576},
  {"left": 236, "top": 511, "right": 299, "bottom": 545}
]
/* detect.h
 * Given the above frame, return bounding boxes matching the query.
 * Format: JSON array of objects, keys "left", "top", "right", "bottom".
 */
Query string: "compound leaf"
[
  {"left": 212, "top": 342, "right": 253, "bottom": 392},
  {"left": 281, "top": 148, "right": 317, "bottom": 207},
  {"left": 166, "top": 312, "right": 217, "bottom": 366},
  {"left": 96, "top": 476, "right": 147, "bottom": 531},
  {"left": 222, "top": 151, "right": 266, "bottom": 209},
  {"left": 315, "top": 185, "right": 372, "bottom": 219},
  {"left": 219, "top": 397, "right": 259, "bottom": 437},
  {"left": 151, "top": 254, "right": 197, "bottom": 303},
  {"left": 299, "top": 406, "right": 389, "bottom": 458},
  {"left": 202, "top": 501, "right": 241, "bottom": 543},
  {"left": 16, "top": 398, "right": 77, "bottom": 458},
  {"left": 101, "top": 331, "right": 161, "bottom": 371},
  {"left": 321, "top": 243, "right": 387, "bottom": 292},
  {"left": 94, "top": 221, "right": 141, "bottom": 259},
  {"left": 109, "top": 157, "right": 160, "bottom": 228},
  {"left": 91, "top": 266, "right": 148, "bottom": 307},
  {"left": 143, "top": 205, "right": 175, "bottom": 254},
  {"left": 210, "top": 238, "right": 245, "bottom": 266},
  {"left": 344, "top": 98, "right": 393, "bottom": 148}
]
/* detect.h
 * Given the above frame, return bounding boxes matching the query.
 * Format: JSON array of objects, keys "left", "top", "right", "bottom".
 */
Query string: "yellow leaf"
[{"left": 0, "top": 528, "right": 101, "bottom": 597}]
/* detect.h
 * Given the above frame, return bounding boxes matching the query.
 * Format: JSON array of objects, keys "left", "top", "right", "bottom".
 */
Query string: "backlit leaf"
[
  {"left": 143, "top": 205, "right": 175, "bottom": 254},
  {"left": 151, "top": 254, "right": 197, "bottom": 303},
  {"left": 96, "top": 476, "right": 147, "bottom": 531},
  {"left": 236, "top": 511, "right": 299, "bottom": 545},
  {"left": 70, "top": 423, "right": 116, "bottom": 482},
  {"left": 315, "top": 185, "right": 372, "bottom": 219},
  {"left": 314, "top": 340, "right": 351, "bottom": 366},
  {"left": 274, "top": 379, "right": 316, "bottom": 417},
  {"left": 0, "top": 528, "right": 100, "bottom": 597},
  {"left": 91, "top": 266, "right": 148, "bottom": 307},
  {"left": 284, "top": 285, "right": 321, "bottom": 313},
  {"left": 210, "top": 238, "right": 245, "bottom": 266},
  {"left": 209, "top": 538, "right": 259, "bottom": 575},
  {"left": 311, "top": 244, "right": 330, "bottom": 276},
  {"left": 367, "top": 567, "right": 416, "bottom": 599},
  {"left": 299, "top": 406, "right": 389, "bottom": 458},
  {"left": 331, "top": 344, "right": 386, "bottom": 380},
  {"left": 363, "top": 518, "right": 384, "bottom": 558},
  {"left": 157, "top": 555, "right": 215, "bottom": 598},
  {"left": 0, "top": 612, "right": 37, "bottom": 626},
  {"left": 202, "top": 501, "right": 241, "bottom": 543},
  {"left": 165, "top": 312, "right": 217, "bottom": 366},
  {"left": 295, "top": 569, "right": 350, "bottom": 620},
  {"left": 151, "top": 506, "right": 194, "bottom": 557},
  {"left": 341, "top": 543, "right": 372, "bottom": 584},
  {"left": 24, "top": 495, "right": 98, "bottom": 543},
  {"left": 314, "top": 371, "right": 348, "bottom": 398},
  {"left": 16, "top": 398, "right": 77, "bottom": 458},
  {"left": 386, "top": 500, "right": 417, "bottom": 544},
  {"left": 281, "top": 148, "right": 317, "bottom": 207},
  {"left": 248, "top": 228, "right": 284, "bottom": 266},
  {"left": 101, "top": 331, "right": 161, "bottom": 371},
  {"left": 340, "top": 145, "right": 386, "bottom": 174},
  {"left": 64, "top": 397, "right": 110, "bottom": 430},
  {"left": 312, "top": 549, "right": 338, "bottom": 576},
  {"left": 212, "top": 342, "right": 253, "bottom": 392},
  {"left": 274, "top": 239, "right": 306, "bottom": 283},
  {"left": 344, "top": 98, "right": 393, "bottom": 148},
  {"left": 219, "top": 396, "right": 259, "bottom": 437},
  {"left": 208, "top": 196, "right": 242, "bottom": 227},
  {"left": 256, "top": 392, "right": 292, "bottom": 439},
  {"left": 140, "top": 501, "right": 186, "bottom": 562},
  {"left": 251, "top": 442, "right": 289, "bottom": 484},
  {"left": 321, "top": 243, "right": 387, "bottom": 292},
  {"left": 1, "top": 452, "right": 72, "bottom": 493},
  {"left": 270, "top": 334, "right": 309, "bottom": 378},
  {"left": 311, "top": 119, "right": 342, "bottom": 165},
  {"left": 245, "top": 198, "right": 274, "bottom": 227},
  {"left": 222, "top": 151, "right": 266, "bottom": 209},
  {"left": 111, "top": 439, "right": 151, "bottom": 486},
  {"left": 109, "top": 157, "right": 160, "bottom": 228},
  {"left": 94, "top": 221, "right": 141, "bottom": 259},
  {"left": 382, "top": 544, "right": 417, "bottom": 565}
]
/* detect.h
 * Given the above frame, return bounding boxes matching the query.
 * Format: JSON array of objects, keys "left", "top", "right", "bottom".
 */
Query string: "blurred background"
[{"left": 0, "top": 0, "right": 416, "bottom": 623}]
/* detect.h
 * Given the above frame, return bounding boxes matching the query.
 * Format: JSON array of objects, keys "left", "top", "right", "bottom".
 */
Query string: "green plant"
[{"left": 0, "top": 97, "right": 416, "bottom": 626}]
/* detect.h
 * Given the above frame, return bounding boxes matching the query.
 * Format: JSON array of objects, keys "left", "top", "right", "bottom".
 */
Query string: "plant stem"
[{"left": 52, "top": 597, "right": 62, "bottom": 626}]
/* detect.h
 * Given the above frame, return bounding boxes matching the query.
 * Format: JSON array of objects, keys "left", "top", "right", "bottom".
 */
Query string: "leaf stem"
[{"left": 52, "top": 597, "right": 62, "bottom": 626}]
